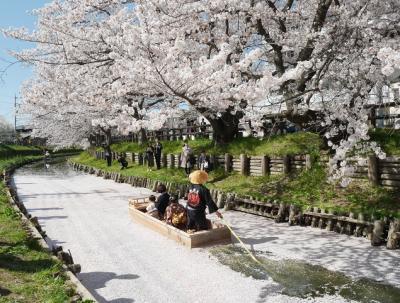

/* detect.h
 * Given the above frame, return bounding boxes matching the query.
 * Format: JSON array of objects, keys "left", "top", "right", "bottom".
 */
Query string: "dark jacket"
[
  {"left": 154, "top": 143, "right": 163, "bottom": 157},
  {"left": 186, "top": 184, "right": 218, "bottom": 214},
  {"left": 155, "top": 192, "right": 170, "bottom": 215}
]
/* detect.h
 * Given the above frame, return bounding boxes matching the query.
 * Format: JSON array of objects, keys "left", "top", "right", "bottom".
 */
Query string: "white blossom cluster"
[{"left": 3, "top": 0, "right": 400, "bottom": 182}]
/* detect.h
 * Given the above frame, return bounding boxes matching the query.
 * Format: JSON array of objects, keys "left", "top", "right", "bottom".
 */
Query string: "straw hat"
[{"left": 189, "top": 170, "right": 209, "bottom": 184}]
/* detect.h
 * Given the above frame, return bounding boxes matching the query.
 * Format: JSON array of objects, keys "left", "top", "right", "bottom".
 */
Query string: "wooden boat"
[{"left": 128, "top": 198, "right": 231, "bottom": 248}]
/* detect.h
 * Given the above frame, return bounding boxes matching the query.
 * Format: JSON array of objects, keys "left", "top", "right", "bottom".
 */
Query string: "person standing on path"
[
  {"left": 104, "top": 146, "right": 112, "bottom": 167},
  {"left": 145, "top": 144, "right": 155, "bottom": 171},
  {"left": 200, "top": 118, "right": 207, "bottom": 138},
  {"left": 198, "top": 150, "right": 210, "bottom": 172},
  {"left": 186, "top": 170, "right": 223, "bottom": 231},
  {"left": 154, "top": 139, "right": 163, "bottom": 170},
  {"left": 180, "top": 143, "right": 193, "bottom": 176}
]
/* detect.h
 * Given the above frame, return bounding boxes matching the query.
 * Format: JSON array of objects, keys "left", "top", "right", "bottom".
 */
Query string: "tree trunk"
[
  {"left": 371, "top": 220, "right": 384, "bottom": 246},
  {"left": 138, "top": 128, "right": 147, "bottom": 145},
  {"left": 106, "top": 129, "right": 112, "bottom": 145},
  {"left": 204, "top": 111, "right": 242, "bottom": 144},
  {"left": 387, "top": 219, "right": 400, "bottom": 249}
]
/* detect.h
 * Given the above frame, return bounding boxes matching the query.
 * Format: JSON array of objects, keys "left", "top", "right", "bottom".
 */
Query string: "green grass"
[
  {"left": 370, "top": 128, "right": 400, "bottom": 156},
  {"left": 278, "top": 165, "right": 400, "bottom": 218},
  {"left": 0, "top": 155, "right": 42, "bottom": 171},
  {"left": 110, "top": 132, "right": 322, "bottom": 156},
  {"left": 0, "top": 184, "right": 72, "bottom": 302},
  {"left": 75, "top": 152, "right": 189, "bottom": 184},
  {"left": 0, "top": 145, "right": 41, "bottom": 152},
  {"left": 0, "top": 145, "right": 42, "bottom": 159},
  {"left": 74, "top": 152, "right": 400, "bottom": 218},
  {"left": 0, "top": 153, "right": 84, "bottom": 302}
]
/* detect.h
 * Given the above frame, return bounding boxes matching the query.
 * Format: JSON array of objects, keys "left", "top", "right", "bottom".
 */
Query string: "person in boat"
[
  {"left": 146, "top": 195, "right": 159, "bottom": 219},
  {"left": 165, "top": 194, "right": 187, "bottom": 229},
  {"left": 154, "top": 184, "right": 170, "bottom": 218},
  {"left": 186, "top": 170, "right": 223, "bottom": 231}
]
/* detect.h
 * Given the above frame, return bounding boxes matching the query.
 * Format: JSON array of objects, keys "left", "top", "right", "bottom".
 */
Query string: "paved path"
[{"left": 12, "top": 161, "right": 400, "bottom": 303}]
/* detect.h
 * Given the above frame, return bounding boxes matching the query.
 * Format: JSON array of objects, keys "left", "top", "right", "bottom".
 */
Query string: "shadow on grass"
[
  {"left": 0, "top": 254, "right": 57, "bottom": 273},
  {"left": 0, "top": 286, "right": 11, "bottom": 296}
]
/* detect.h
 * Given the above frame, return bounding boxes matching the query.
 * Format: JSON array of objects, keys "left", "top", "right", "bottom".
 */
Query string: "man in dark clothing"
[
  {"left": 154, "top": 139, "right": 163, "bottom": 169},
  {"left": 104, "top": 146, "right": 112, "bottom": 167},
  {"left": 200, "top": 118, "right": 207, "bottom": 137},
  {"left": 186, "top": 170, "right": 222, "bottom": 231},
  {"left": 154, "top": 184, "right": 170, "bottom": 217}
]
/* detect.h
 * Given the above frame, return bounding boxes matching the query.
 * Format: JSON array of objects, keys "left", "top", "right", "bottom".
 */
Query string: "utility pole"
[{"left": 14, "top": 94, "right": 17, "bottom": 132}]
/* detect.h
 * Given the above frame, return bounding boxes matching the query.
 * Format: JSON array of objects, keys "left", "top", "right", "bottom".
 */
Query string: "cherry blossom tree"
[
  {"left": 123, "top": 0, "right": 399, "bottom": 181},
  {"left": 5, "top": 0, "right": 172, "bottom": 148},
  {"left": 4, "top": 0, "right": 400, "bottom": 182}
]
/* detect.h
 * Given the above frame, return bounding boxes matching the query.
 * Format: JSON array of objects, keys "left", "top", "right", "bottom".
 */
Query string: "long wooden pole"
[{"left": 221, "top": 218, "right": 263, "bottom": 266}]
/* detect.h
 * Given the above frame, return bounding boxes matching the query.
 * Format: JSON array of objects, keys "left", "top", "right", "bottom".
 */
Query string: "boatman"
[{"left": 186, "top": 170, "right": 223, "bottom": 231}]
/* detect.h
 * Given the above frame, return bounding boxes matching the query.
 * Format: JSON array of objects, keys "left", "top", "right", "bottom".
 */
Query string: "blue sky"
[{"left": 0, "top": 1, "right": 50, "bottom": 125}]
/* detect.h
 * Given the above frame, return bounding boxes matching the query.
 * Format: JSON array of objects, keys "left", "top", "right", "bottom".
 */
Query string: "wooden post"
[
  {"left": 261, "top": 155, "right": 270, "bottom": 176},
  {"left": 288, "top": 204, "right": 299, "bottom": 226},
  {"left": 175, "top": 154, "right": 181, "bottom": 168},
  {"left": 161, "top": 153, "right": 167, "bottom": 168},
  {"left": 305, "top": 154, "right": 313, "bottom": 170},
  {"left": 275, "top": 203, "right": 287, "bottom": 223},
  {"left": 368, "top": 155, "right": 379, "bottom": 186},
  {"left": 387, "top": 219, "right": 400, "bottom": 249},
  {"left": 224, "top": 153, "right": 232, "bottom": 173},
  {"left": 240, "top": 154, "right": 249, "bottom": 176},
  {"left": 318, "top": 209, "right": 327, "bottom": 229},
  {"left": 216, "top": 192, "right": 225, "bottom": 208},
  {"left": 354, "top": 213, "right": 365, "bottom": 237},
  {"left": 126, "top": 152, "right": 133, "bottom": 163},
  {"left": 371, "top": 220, "right": 384, "bottom": 246},
  {"left": 168, "top": 154, "right": 175, "bottom": 168},
  {"left": 138, "top": 153, "right": 144, "bottom": 165},
  {"left": 311, "top": 207, "right": 320, "bottom": 227},
  {"left": 210, "top": 154, "right": 217, "bottom": 169},
  {"left": 326, "top": 209, "right": 335, "bottom": 231},
  {"left": 283, "top": 155, "right": 291, "bottom": 175},
  {"left": 370, "top": 108, "right": 376, "bottom": 128}
]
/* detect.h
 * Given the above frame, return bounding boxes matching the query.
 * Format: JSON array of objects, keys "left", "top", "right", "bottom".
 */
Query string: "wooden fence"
[
  {"left": 106, "top": 125, "right": 214, "bottom": 144},
  {"left": 92, "top": 150, "right": 311, "bottom": 177},
  {"left": 92, "top": 150, "right": 400, "bottom": 188},
  {"left": 341, "top": 155, "right": 400, "bottom": 188}
]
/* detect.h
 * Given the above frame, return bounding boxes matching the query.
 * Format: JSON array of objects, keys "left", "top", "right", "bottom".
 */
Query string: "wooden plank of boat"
[{"left": 128, "top": 204, "right": 232, "bottom": 249}]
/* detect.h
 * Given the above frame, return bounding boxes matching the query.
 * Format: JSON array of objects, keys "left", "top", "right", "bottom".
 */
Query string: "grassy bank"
[
  {"left": 0, "top": 154, "right": 84, "bottom": 302},
  {"left": 111, "top": 129, "right": 400, "bottom": 158},
  {"left": 111, "top": 132, "right": 323, "bottom": 156},
  {"left": 0, "top": 145, "right": 42, "bottom": 159},
  {"left": 370, "top": 128, "right": 400, "bottom": 156},
  {"left": 73, "top": 152, "right": 400, "bottom": 218}
]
